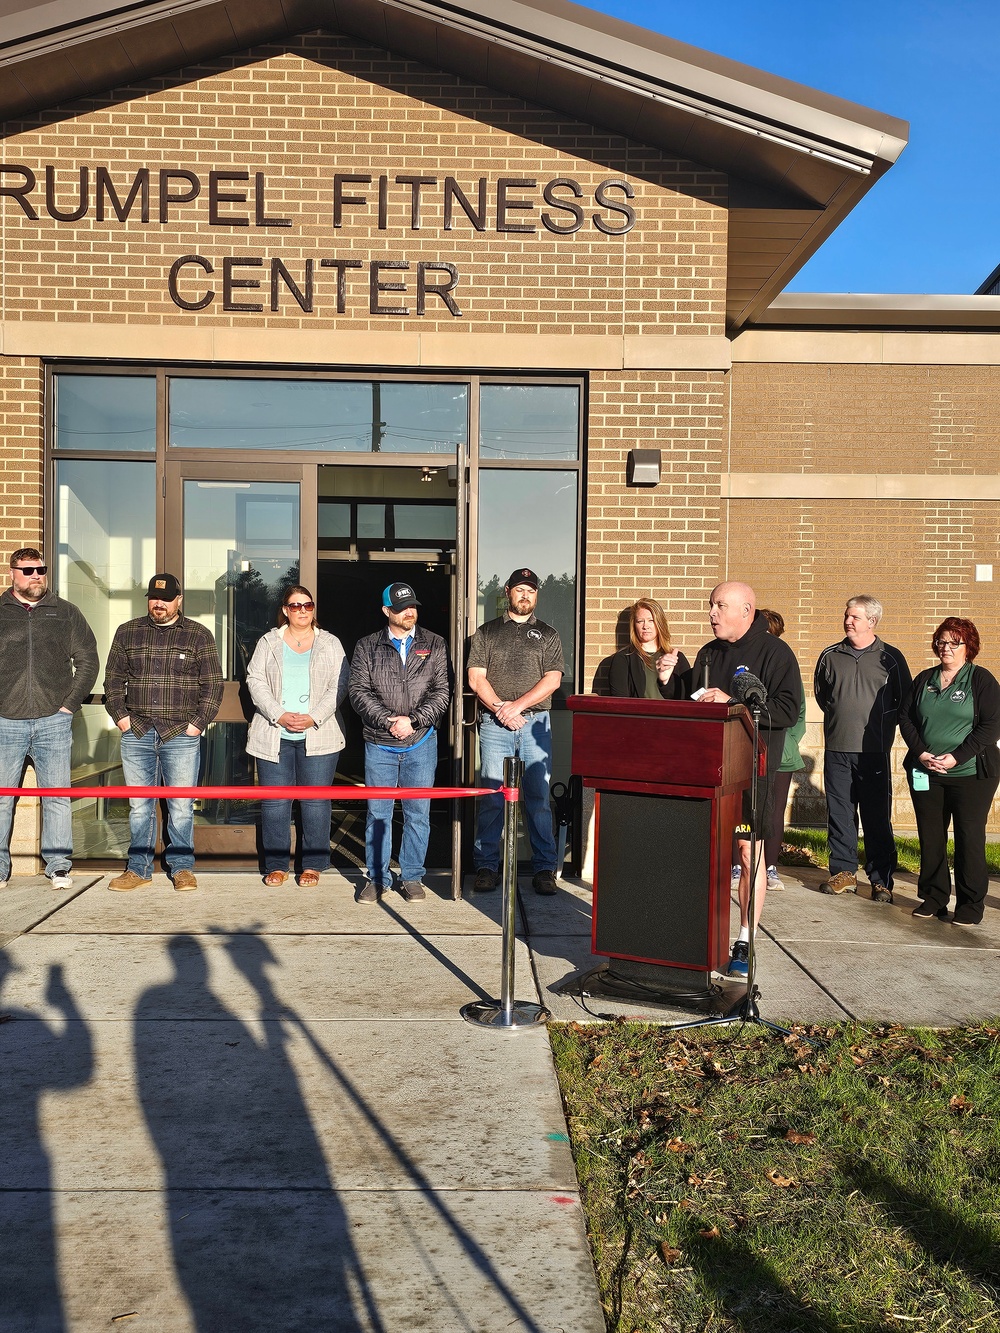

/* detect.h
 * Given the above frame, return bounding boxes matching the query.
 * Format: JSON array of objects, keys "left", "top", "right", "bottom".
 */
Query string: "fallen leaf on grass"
[
  {"left": 783, "top": 1130, "right": 816, "bottom": 1146},
  {"left": 949, "top": 1094, "right": 972, "bottom": 1114},
  {"left": 659, "top": 1243, "right": 683, "bottom": 1265},
  {"left": 698, "top": 1226, "right": 720, "bottom": 1239},
  {"left": 766, "top": 1169, "right": 796, "bottom": 1188},
  {"left": 666, "top": 1137, "right": 693, "bottom": 1153},
  {"left": 678, "top": 1104, "right": 703, "bottom": 1115}
]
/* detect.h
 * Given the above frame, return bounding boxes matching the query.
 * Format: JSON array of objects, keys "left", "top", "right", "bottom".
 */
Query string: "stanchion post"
[{"left": 461, "top": 753, "right": 549, "bottom": 1030}]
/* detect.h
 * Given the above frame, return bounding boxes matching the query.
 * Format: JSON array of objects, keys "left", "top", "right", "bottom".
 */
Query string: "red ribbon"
[{"left": 0, "top": 784, "right": 520, "bottom": 801}]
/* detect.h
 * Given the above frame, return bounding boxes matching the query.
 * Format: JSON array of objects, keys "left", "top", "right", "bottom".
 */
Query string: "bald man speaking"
[{"left": 691, "top": 582, "right": 802, "bottom": 980}]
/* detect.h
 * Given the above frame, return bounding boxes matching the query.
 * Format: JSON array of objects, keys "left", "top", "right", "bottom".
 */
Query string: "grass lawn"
[
  {"left": 552, "top": 1020, "right": 1000, "bottom": 1333},
  {"left": 780, "top": 828, "right": 1000, "bottom": 878}
]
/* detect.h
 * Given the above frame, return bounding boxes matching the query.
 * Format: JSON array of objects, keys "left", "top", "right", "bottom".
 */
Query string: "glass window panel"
[
  {"left": 393, "top": 504, "right": 456, "bottom": 540},
  {"left": 357, "top": 504, "right": 385, "bottom": 539},
  {"left": 55, "top": 375, "right": 156, "bottom": 452},
  {"left": 319, "top": 502, "right": 352, "bottom": 539},
  {"left": 376, "top": 382, "right": 467, "bottom": 454},
  {"left": 476, "top": 469, "right": 577, "bottom": 683},
  {"left": 170, "top": 378, "right": 374, "bottom": 450},
  {"left": 479, "top": 384, "right": 579, "bottom": 460},
  {"left": 55, "top": 458, "right": 157, "bottom": 858},
  {"left": 183, "top": 481, "right": 300, "bottom": 679}
]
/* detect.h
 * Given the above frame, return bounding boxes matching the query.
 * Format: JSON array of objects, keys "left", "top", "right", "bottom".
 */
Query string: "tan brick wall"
[
  {"left": 583, "top": 369, "right": 726, "bottom": 689},
  {"left": 0, "top": 356, "right": 44, "bottom": 554},
  {"left": 0, "top": 34, "right": 727, "bottom": 336},
  {"left": 730, "top": 363, "right": 1000, "bottom": 474},
  {"left": 729, "top": 362, "right": 1000, "bottom": 831}
]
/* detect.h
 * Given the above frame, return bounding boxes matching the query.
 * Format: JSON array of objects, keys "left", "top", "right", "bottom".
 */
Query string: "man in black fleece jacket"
[{"left": 691, "top": 582, "right": 802, "bottom": 979}]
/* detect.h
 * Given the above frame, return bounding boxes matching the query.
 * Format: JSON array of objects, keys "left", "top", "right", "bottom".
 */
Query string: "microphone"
[
  {"left": 702, "top": 662, "right": 710, "bottom": 691},
  {"left": 732, "top": 666, "right": 767, "bottom": 709}
]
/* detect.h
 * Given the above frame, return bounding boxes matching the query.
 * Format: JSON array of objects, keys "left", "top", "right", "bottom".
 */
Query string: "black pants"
[
  {"left": 764, "top": 769, "right": 794, "bottom": 869},
  {"left": 824, "top": 750, "right": 897, "bottom": 887},
  {"left": 910, "top": 773, "right": 998, "bottom": 919}
]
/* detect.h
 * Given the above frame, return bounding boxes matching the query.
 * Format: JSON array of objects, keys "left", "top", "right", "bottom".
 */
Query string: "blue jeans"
[
  {"left": 0, "top": 711, "right": 74, "bottom": 881},
  {"left": 475, "top": 713, "right": 556, "bottom": 873},
  {"left": 256, "top": 740, "right": 339, "bottom": 873},
  {"left": 119, "top": 729, "right": 201, "bottom": 878},
  {"left": 364, "top": 731, "right": 438, "bottom": 884}
]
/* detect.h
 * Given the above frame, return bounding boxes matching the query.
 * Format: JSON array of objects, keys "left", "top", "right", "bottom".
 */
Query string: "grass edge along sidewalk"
[
  {"left": 780, "top": 828, "right": 1000, "bottom": 878},
  {"left": 551, "top": 1020, "right": 1000, "bottom": 1333}
]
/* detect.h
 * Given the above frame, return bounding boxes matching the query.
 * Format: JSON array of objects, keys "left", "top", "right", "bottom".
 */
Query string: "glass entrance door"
[
  {"left": 316, "top": 463, "right": 464, "bottom": 892},
  {"left": 165, "top": 462, "right": 308, "bottom": 856}
]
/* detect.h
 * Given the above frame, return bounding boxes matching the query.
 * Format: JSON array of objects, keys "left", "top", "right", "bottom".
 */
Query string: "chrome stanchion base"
[{"left": 461, "top": 999, "right": 550, "bottom": 1029}]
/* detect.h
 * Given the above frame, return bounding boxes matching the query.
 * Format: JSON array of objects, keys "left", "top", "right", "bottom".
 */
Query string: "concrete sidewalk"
[{"left": 1, "top": 862, "right": 998, "bottom": 1330}]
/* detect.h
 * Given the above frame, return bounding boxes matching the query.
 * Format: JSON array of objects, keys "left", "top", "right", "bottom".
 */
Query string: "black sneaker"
[
  {"left": 400, "top": 880, "right": 427, "bottom": 901},
  {"left": 911, "top": 902, "right": 940, "bottom": 920},
  {"left": 532, "top": 870, "right": 558, "bottom": 895},
  {"left": 727, "top": 939, "right": 749, "bottom": 980},
  {"left": 473, "top": 867, "right": 499, "bottom": 891}
]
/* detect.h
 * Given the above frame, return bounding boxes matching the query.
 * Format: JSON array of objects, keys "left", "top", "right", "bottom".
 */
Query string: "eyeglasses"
[
  {"left": 933, "top": 639, "right": 963, "bottom": 650},
  {"left": 286, "top": 601, "right": 315, "bottom": 612},
  {"left": 14, "top": 565, "right": 47, "bottom": 576}
]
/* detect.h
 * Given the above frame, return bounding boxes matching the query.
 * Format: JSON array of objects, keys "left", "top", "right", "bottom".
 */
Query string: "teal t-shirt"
[
  {"left": 915, "top": 661, "right": 977, "bottom": 778},
  {"left": 279, "top": 644, "right": 311, "bottom": 741}
]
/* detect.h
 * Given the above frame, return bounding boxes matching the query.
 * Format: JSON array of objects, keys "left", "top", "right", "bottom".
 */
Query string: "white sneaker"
[
  {"left": 766, "top": 866, "right": 784, "bottom": 891},
  {"left": 0, "top": 879, "right": 8, "bottom": 890},
  {"left": 49, "top": 873, "right": 73, "bottom": 890},
  {"left": 731, "top": 864, "right": 741, "bottom": 885}
]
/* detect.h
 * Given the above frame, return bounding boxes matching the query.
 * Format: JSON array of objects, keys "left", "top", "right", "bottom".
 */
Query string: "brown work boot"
[
  {"left": 108, "top": 869, "right": 152, "bottom": 892},
  {"left": 820, "top": 870, "right": 857, "bottom": 896},
  {"left": 172, "top": 870, "right": 198, "bottom": 892}
]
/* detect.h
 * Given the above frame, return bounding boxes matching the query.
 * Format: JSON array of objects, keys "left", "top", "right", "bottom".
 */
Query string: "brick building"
[{"left": 2, "top": 0, "right": 998, "bottom": 873}]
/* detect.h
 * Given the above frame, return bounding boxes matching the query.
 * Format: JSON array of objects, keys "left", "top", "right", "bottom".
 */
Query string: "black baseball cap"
[
  {"left": 383, "top": 581, "right": 421, "bottom": 611},
  {"left": 147, "top": 573, "right": 182, "bottom": 600},
  {"left": 505, "top": 567, "right": 539, "bottom": 590}
]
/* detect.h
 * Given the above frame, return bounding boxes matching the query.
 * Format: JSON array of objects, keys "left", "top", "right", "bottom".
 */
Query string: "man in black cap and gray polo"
[
  {"left": 467, "top": 567, "right": 565, "bottom": 894},
  {"left": 104, "top": 573, "right": 224, "bottom": 892},
  {"left": 349, "top": 581, "right": 451, "bottom": 903}
]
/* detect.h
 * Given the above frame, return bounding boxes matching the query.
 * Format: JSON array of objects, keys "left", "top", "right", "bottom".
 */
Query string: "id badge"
[{"left": 911, "top": 769, "right": 930, "bottom": 792}]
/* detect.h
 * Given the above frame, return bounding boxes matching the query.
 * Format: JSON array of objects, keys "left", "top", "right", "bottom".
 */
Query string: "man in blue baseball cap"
[{"left": 348, "top": 582, "right": 451, "bottom": 903}]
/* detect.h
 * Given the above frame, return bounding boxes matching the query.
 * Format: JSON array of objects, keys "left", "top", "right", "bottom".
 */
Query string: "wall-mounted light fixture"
[{"left": 626, "top": 448, "right": 661, "bottom": 487}]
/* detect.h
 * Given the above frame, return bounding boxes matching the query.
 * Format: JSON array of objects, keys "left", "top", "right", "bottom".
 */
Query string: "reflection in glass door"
[{"left": 179, "top": 477, "right": 301, "bottom": 855}]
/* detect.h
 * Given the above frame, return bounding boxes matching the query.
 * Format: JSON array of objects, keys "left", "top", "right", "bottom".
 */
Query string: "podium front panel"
[{"left": 594, "top": 791, "right": 713, "bottom": 968}]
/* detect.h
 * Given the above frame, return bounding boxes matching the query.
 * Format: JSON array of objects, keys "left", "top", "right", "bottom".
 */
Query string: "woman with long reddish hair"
[
  {"left": 899, "top": 616, "right": 1000, "bottom": 925},
  {"left": 608, "top": 598, "right": 690, "bottom": 699}
]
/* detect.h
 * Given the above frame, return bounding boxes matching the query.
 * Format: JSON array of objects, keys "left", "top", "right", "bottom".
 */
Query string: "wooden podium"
[{"left": 568, "top": 696, "right": 759, "bottom": 992}]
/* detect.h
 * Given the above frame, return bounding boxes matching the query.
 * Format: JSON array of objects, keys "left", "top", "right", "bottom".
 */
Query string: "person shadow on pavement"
[
  {"left": 134, "top": 934, "right": 376, "bottom": 1333},
  {"left": 0, "top": 952, "right": 94, "bottom": 1333}
]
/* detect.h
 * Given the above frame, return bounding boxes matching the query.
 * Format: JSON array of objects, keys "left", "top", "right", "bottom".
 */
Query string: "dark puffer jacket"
[
  {"left": 348, "top": 625, "right": 451, "bottom": 747},
  {"left": 0, "top": 588, "right": 99, "bottom": 718}
]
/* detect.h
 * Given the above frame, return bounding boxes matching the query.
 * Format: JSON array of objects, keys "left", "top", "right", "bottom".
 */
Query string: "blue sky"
[{"left": 585, "top": 1, "right": 997, "bottom": 295}]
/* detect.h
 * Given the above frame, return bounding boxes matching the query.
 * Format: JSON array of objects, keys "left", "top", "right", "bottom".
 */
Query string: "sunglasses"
[
  {"left": 15, "top": 565, "right": 47, "bottom": 576},
  {"left": 286, "top": 601, "right": 315, "bottom": 612}
]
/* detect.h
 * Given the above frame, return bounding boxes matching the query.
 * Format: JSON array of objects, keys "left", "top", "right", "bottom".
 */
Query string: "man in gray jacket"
[
  {"left": 814, "top": 596, "right": 911, "bottom": 901},
  {"left": 348, "top": 582, "right": 450, "bottom": 903},
  {"left": 0, "top": 546, "right": 99, "bottom": 889}
]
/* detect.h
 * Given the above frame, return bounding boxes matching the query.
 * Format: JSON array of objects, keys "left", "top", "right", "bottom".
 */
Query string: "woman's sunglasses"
[{"left": 286, "top": 601, "right": 315, "bottom": 612}]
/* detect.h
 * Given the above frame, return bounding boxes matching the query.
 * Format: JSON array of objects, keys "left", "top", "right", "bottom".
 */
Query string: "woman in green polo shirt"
[{"left": 899, "top": 617, "right": 1000, "bottom": 926}]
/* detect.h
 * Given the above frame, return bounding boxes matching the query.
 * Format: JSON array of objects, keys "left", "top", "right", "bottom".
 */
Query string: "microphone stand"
[{"left": 667, "top": 699, "right": 797, "bottom": 1040}]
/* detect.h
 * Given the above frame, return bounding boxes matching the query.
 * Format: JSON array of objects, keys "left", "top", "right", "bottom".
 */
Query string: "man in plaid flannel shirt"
[{"left": 104, "top": 572, "right": 223, "bottom": 892}]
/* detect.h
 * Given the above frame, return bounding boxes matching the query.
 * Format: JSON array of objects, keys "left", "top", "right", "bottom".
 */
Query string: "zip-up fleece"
[
  {"left": 0, "top": 588, "right": 99, "bottom": 718},
  {"left": 813, "top": 637, "right": 911, "bottom": 752},
  {"left": 246, "top": 626, "right": 349, "bottom": 762},
  {"left": 348, "top": 625, "right": 451, "bottom": 747}
]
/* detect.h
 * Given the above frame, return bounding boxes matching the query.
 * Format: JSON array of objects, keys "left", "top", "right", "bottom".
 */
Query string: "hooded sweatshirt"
[{"left": 689, "top": 611, "right": 802, "bottom": 776}]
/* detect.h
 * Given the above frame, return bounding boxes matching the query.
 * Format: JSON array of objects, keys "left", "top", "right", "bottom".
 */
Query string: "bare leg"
[{"left": 737, "top": 835, "right": 767, "bottom": 930}]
